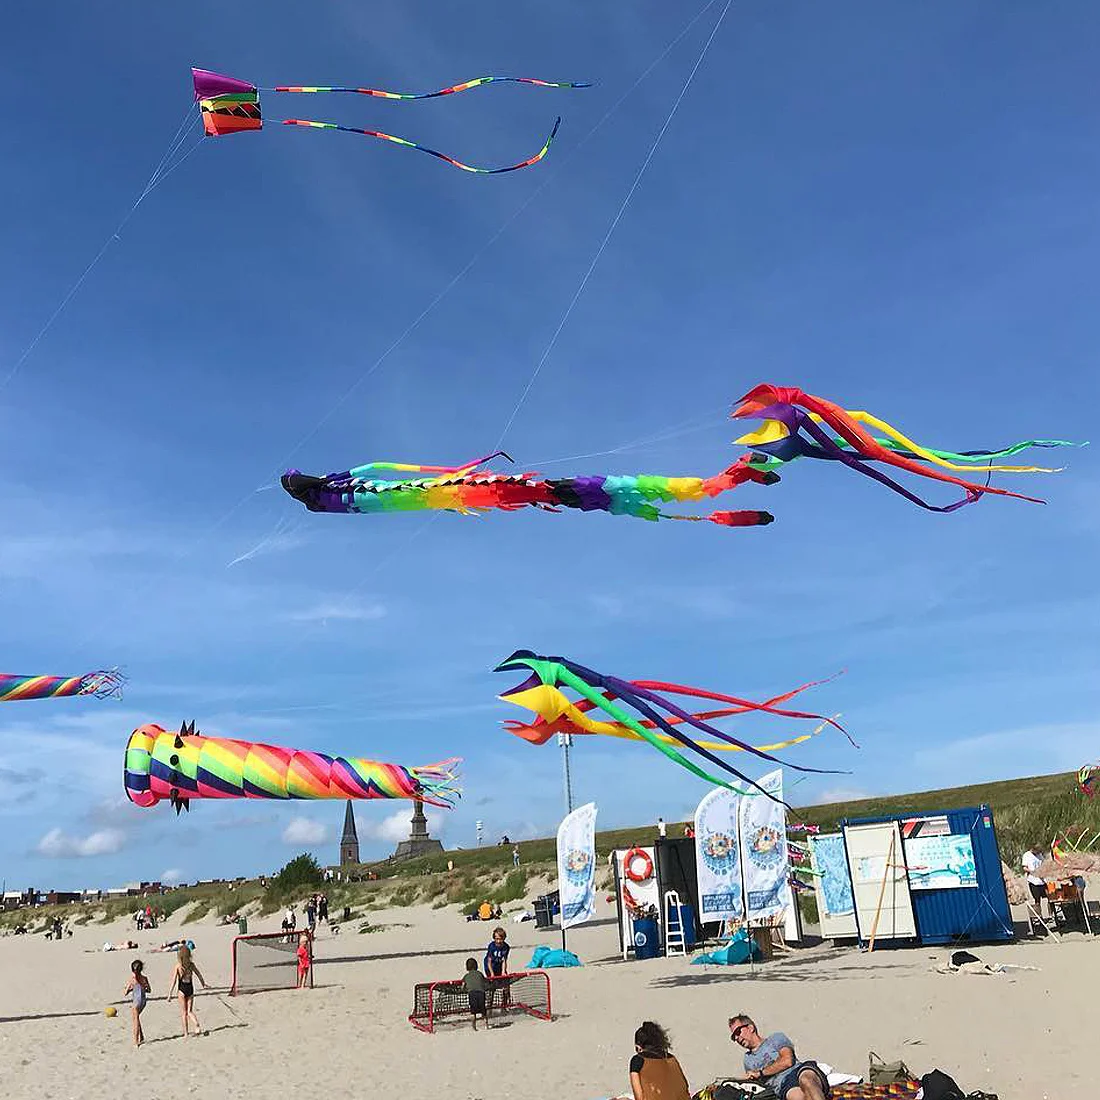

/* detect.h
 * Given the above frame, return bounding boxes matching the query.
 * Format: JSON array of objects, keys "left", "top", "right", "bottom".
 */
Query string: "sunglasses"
[{"left": 730, "top": 1024, "right": 751, "bottom": 1041}]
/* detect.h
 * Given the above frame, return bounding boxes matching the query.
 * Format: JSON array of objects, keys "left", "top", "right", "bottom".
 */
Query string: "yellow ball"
[{"left": 104, "top": 1006, "right": 117, "bottom": 1018}]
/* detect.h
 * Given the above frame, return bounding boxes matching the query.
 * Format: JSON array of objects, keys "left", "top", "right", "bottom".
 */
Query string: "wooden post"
[{"left": 867, "top": 831, "right": 896, "bottom": 952}]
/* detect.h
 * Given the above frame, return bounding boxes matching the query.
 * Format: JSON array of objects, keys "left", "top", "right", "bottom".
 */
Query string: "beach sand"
[{"left": 0, "top": 896, "right": 1089, "bottom": 1098}]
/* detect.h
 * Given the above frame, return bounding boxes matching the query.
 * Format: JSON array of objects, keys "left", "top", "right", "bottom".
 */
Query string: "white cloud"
[
  {"left": 161, "top": 868, "right": 185, "bottom": 885},
  {"left": 281, "top": 817, "right": 329, "bottom": 845},
  {"left": 362, "top": 808, "right": 446, "bottom": 845},
  {"left": 35, "top": 827, "right": 126, "bottom": 858},
  {"left": 284, "top": 601, "right": 387, "bottom": 625}
]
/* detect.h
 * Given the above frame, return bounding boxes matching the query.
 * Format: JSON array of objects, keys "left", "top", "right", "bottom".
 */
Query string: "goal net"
[
  {"left": 408, "top": 970, "right": 551, "bottom": 1033},
  {"left": 231, "top": 931, "right": 313, "bottom": 995}
]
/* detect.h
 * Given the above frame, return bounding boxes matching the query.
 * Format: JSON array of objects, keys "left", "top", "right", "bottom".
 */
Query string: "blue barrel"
[
  {"left": 632, "top": 918, "right": 660, "bottom": 959},
  {"left": 676, "top": 904, "right": 697, "bottom": 948}
]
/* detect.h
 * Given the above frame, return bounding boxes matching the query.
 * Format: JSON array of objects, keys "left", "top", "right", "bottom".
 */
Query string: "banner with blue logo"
[
  {"left": 694, "top": 785, "right": 744, "bottom": 923},
  {"left": 557, "top": 801, "right": 598, "bottom": 930},
  {"left": 738, "top": 769, "right": 791, "bottom": 922}
]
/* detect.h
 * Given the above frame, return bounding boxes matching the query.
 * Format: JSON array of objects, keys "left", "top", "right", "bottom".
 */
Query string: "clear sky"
[{"left": 1, "top": 1, "right": 1098, "bottom": 891}]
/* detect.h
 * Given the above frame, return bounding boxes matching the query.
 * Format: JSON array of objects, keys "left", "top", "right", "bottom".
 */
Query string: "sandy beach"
[{"left": 0, "top": 893, "right": 1090, "bottom": 1099}]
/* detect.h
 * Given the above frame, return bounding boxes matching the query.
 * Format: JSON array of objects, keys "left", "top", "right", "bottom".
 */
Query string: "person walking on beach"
[
  {"left": 124, "top": 959, "right": 151, "bottom": 1047},
  {"left": 512, "top": 844, "right": 521, "bottom": 869},
  {"left": 729, "top": 1015, "right": 830, "bottom": 1100},
  {"left": 306, "top": 895, "right": 317, "bottom": 932},
  {"left": 167, "top": 943, "right": 207, "bottom": 1037},
  {"left": 618, "top": 1020, "right": 690, "bottom": 1100},
  {"left": 318, "top": 894, "right": 329, "bottom": 924},
  {"left": 657, "top": 817, "right": 667, "bottom": 839}
]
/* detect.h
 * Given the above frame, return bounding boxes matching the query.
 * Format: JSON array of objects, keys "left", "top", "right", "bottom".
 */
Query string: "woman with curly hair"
[{"left": 619, "top": 1020, "right": 691, "bottom": 1100}]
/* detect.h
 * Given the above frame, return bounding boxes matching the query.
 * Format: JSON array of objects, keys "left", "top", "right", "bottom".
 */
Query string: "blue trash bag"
[
  {"left": 527, "top": 945, "right": 582, "bottom": 968},
  {"left": 690, "top": 928, "right": 760, "bottom": 966}
]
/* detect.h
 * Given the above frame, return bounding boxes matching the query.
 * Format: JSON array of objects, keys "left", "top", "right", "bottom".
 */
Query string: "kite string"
[
  {"left": 494, "top": 0, "right": 735, "bottom": 450},
  {"left": 0, "top": 104, "right": 198, "bottom": 394}
]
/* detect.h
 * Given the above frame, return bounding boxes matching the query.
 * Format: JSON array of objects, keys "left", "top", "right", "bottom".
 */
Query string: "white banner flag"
[
  {"left": 694, "top": 785, "right": 743, "bottom": 923},
  {"left": 738, "top": 769, "right": 791, "bottom": 922},
  {"left": 557, "top": 802, "right": 598, "bottom": 930}
]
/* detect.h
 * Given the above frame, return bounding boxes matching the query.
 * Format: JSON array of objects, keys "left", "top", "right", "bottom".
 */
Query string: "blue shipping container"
[{"left": 844, "top": 805, "right": 1013, "bottom": 946}]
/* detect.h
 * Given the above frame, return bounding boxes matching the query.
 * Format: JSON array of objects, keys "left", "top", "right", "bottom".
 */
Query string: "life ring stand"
[{"left": 624, "top": 847, "right": 654, "bottom": 883}]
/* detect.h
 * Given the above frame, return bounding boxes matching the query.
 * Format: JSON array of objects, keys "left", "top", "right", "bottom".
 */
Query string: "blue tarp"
[
  {"left": 527, "top": 945, "right": 582, "bottom": 968},
  {"left": 690, "top": 929, "right": 760, "bottom": 966}
]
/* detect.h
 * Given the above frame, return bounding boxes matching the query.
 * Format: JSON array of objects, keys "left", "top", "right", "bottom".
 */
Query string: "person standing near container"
[{"left": 1022, "top": 845, "right": 1047, "bottom": 918}]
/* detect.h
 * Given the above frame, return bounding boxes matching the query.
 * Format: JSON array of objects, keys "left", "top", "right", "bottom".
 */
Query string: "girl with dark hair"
[{"left": 620, "top": 1021, "right": 691, "bottom": 1100}]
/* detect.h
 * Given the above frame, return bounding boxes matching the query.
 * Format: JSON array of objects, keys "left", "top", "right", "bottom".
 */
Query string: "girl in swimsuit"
[
  {"left": 123, "top": 959, "right": 151, "bottom": 1047},
  {"left": 167, "top": 943, "right": 207, "bottom": 1037}
]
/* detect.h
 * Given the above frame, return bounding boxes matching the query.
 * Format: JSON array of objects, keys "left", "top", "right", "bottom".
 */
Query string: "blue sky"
[{"left": 2, "top": 1, "right": 1098, "bottom": 891}]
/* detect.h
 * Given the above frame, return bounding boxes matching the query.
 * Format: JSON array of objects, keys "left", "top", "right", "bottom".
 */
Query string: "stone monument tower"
[
  {"left": 393, "top": 799, "right": 443, "bottom": 861},
  {"left": 339, "top": 800, "right": 360, "bottom": 866}
]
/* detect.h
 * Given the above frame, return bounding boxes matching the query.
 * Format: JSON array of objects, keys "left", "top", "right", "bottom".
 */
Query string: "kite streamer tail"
[
  {"left": 79, "top": 669, "right": 126, "bottom": 699},
  {"left": 273, "top": 76, "right": 591, "bottom": 100},
  {"left": 411, "top": 758, "right": 462, "bottom": 808},
  {"left": 659, "top": 510, "right": 775, "bottom": 527},
  {"left": 280, "top": 117, "right": 562, "bottom": 173}
]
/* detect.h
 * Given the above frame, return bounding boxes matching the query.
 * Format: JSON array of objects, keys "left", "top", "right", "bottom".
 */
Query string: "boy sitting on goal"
[{"left": 463, "top": 957, "right": 489, "bottom": 1030}]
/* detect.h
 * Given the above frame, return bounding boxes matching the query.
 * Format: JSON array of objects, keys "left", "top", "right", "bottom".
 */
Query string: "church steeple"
[{"left": 339, "top": 800, "right": 360, "bottom": 866}]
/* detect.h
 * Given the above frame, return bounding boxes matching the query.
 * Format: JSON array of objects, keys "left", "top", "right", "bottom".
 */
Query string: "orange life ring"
[{"left": 624, "top": 847, "right": 653, "bottom": 883}]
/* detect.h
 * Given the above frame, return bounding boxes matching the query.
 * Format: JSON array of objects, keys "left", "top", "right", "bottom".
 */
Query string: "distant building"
[{"left": 340, "top": 800, "right": 360, "bottom": 865}]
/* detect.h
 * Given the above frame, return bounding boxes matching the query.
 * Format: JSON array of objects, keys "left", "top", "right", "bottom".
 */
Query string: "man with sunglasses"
[{"left": 728, "top": 1015, "right": 829, "bottom": 1100}]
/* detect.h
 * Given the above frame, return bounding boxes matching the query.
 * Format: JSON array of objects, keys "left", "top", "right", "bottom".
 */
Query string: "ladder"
[{"left": 663, "top": 890, "right": 687, "bottom": 957}]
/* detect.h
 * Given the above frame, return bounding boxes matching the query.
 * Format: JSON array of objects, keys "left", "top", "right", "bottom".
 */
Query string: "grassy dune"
[{"left": 5, "top": 770, "right": 1092, "bottom": 932}]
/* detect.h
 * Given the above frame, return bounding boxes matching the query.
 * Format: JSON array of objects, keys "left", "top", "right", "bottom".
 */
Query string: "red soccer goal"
[
  {"left": 408, "top": 970, "right": 551, "bottom": 1033},
  {"left": 231, "top": 930, "right": 313, "bottom": 995}
]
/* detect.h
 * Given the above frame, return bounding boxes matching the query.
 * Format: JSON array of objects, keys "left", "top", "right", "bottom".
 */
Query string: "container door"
[{"left": 843, "top": 821, "right": 916, "bottom": 943}]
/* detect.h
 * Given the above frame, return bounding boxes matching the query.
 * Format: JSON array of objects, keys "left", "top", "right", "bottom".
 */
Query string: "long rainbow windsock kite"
[
  {"left": 1, "top": 670, "right": 125, "bottom": 702},
  {"left": 282, "top": 451, "right": 778, "bottom": 528},
  {"left": 124, "top": 722, "right": 460, "bottom": 815}
]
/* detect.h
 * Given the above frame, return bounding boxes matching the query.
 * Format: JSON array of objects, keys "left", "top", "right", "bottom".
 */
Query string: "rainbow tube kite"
[
  {"left": 192, "top": 67, "right": 587, "bottom": 173},
  {"left": 733, "top": 383, "right": 1082, "bottom": 513},
  {"left": 495, "top": 651, "right": 852, "bottom": 801},
  {"left": 1, "top": 670, "right": 125, "bottom": 702},
  {"left": 282, "top": 451, "right": 777, "bottom": 528},
  {"left": 124, "top": 721, "right": 460, "bottom": 815}
]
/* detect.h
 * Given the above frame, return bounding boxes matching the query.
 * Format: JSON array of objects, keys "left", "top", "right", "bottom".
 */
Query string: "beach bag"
[
  {"left": 869, "top": 1052, "right": 913, "bottom": 1085},
  {"left": 918, "top": 1070, "right": 965, "bottom": 1100}
]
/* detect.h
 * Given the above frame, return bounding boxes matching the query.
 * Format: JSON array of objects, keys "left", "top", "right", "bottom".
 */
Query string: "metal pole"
[{"left": 558, "top": 733, "right": 574, "bottom": 814}]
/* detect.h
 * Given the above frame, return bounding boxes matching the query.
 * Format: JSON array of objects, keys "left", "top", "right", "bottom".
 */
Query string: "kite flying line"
[
  {"left": 0, "top": 104, "right": 199, "bottom": 394},
  {"left": 494, "top": 0, "right": 735, "bottom": 450}
]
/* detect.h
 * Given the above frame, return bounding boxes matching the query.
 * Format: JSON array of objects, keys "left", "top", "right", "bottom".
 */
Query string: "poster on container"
[
  {"left": 738, "top": 769, "right": 791, "bottom": 921},
  {"left": 557, "top": 802, "right": 598, "bottom": 929},
  {"left": 694, "top": 785, "right": 743, "bottom": 922},
  {"left": 905, "top": 833, "right": 978, "bottom": 890},
  {"left": 810, "top": 833, "right": 855, "bottom": 917}
]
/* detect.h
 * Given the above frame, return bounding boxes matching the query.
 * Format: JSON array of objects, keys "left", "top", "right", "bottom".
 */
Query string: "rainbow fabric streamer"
[
  {"left": 193, "top": 67, "right": 587, "bottom": 173},
  {"left": 281, "top": 117, "right": 560, "bottom": 174},
  {"left": 0, "top": 670, "right": 125, "bottom": 702},
  {"left": 273, "top": 75, "right": 592, "bottom": 99},
  {"left": 282, "top": 451, "right": 777, "bottom": 528},
  {"left": 495, "top": 651, "right": 853, "bottom": 802},
  {"left": 733, "top": 383, "right": 1082, "bottom": 513},
  {"left": 1078, "top": 764, "right": 1100, "bottom": 798},
  {"left": 125, "top": 721, "right": 460, "bottom": 815}
]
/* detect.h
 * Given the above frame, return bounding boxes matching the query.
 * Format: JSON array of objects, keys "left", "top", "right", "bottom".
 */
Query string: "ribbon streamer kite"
[
  {"left": 193, "top": 67, "right": 588, "bottom": 173},
  {"left": 1, "top": 670, "right": 125, "bottom": 702},
  {"left": 125, "top": 722, "right": 460, "bottom": 815},
  {"left": 495, "top": 651, "right": 853, "bottom": 801},
  {"left": 733, "top": 383, "right": 1082, "bottom": 514},
  {"left": 282, "top": 451, "right": 777, "bottom": 528}
]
